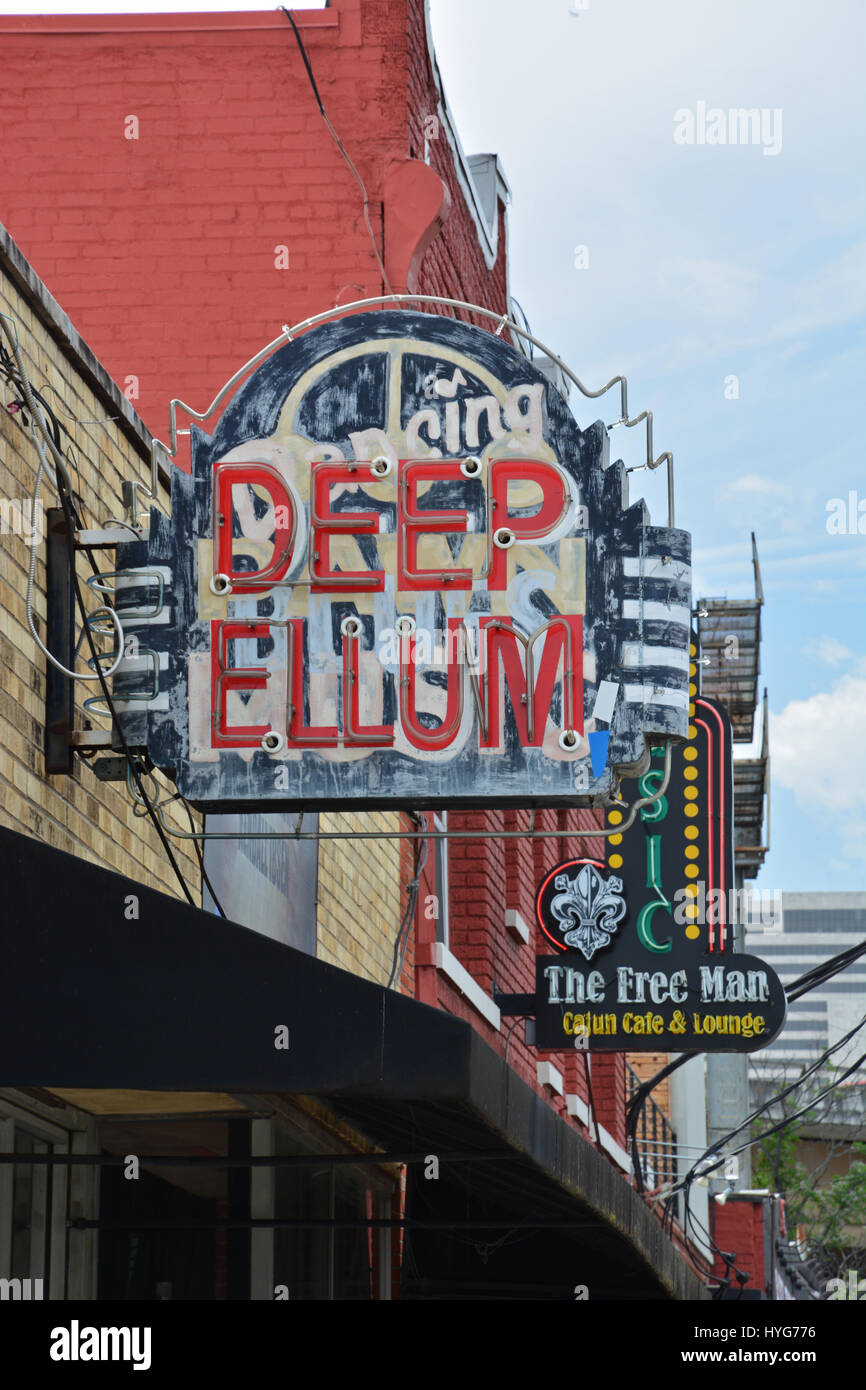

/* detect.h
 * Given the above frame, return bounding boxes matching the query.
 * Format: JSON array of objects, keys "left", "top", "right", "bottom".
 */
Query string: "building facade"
[
  {"left": 0, "top": 0, "right": 742, "bottom": 1302},
  {"left": 747, "top": 893, "right": 866, "bottom": 1084}
]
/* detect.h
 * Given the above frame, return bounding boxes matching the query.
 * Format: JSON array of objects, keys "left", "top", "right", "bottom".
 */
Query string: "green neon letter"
[
  {"left": 636, "top": 834, "right": 672, "bottom": 953},
  {"left": 638, "top": 745, "right": 668, "bottom": 822}
]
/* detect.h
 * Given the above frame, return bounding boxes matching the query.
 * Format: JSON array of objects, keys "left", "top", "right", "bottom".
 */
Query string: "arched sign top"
[{"left": 116, "top": 311, "right": 692, "bottom": 810}]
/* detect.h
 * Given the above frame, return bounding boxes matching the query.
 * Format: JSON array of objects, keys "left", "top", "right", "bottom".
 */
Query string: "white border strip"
[
  {"left": 622, "top": 601, "right": 691, "bottom": 625},
  {"left": 433, "top": 943, "right": 501, "bottom": 1030}
]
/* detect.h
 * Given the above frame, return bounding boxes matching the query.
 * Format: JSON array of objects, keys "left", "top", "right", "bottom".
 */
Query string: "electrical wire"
[
  {"left": 387, "top": 814, "right": 428, "bottom": 989},
  {"left": 583, "top": 1051, "right": 600, "bottom": 1145},
  {"left": 784, "top": 937, "right": 866, "bottom": 1002},
  {"left": 673, "top": 1015, "right": 866, "bottom": 1200},
  {"left": 278, "top": 6, "right": 393, "bottom": 296},
  {"left": 2, "top": 326, "right": 123, "bottom": 680},
  {"left": 626, "top": 1051, "right": 699, "bottom": 1193},
  {"left": 627, "top": 939, "right": 866, "bottom": 1191},
  {"left": 28, "top": 443, "right": 125, "bottom": 680},
  {"left": 183, "top": 799, "right": 227, "bottom": 918},
  {"left": 683, "top": 1185, "right": 748, "bottom": 1297},
  {"left": 54, "top": 464, "right": 197, "bottom": 908},
  {"left": 710, "top": 1047, "right": 866, "bottom": 1178},
  {"left": 1, "top": 322, "right": 198, "bottom": 908}
]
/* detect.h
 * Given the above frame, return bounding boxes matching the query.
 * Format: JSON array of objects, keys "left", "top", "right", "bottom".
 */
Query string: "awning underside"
[{"left": 1, "top": 825, "right": 705, "bottom": 1299}]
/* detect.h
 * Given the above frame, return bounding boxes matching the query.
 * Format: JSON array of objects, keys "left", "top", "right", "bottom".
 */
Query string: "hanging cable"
[
  {"left": 183, "top": 798, "right": 227, "bottom": 918},
  {"left": 784, "top": 937, "right": 866, "bottom": 1002},
  {"left": 627, "top": 1051, "right": 699, "bottom": 1193},
  {"left": 682, "top": 1185, "right": 749, "bottom": 1296},
  {"left": 672, "top": 1017, "right": 866, "bottom": 1201},
  {"left": 27, "top": 443, "right": 125, "bottom": 680},
  {"left": 583, "top": 1051, "right": 600, "bottom": 1147},
  {"left": 278, "top": 7, "right": 393, "bottom": 296},
  {"left": 387, "top": 814, "right": 428, "bottom": 989},
  {"left": 627, "top": 936, "right": 866, "bottom": 1193},
  {"left": 2, "top": 316, "right": 198, "bottom": 908}
]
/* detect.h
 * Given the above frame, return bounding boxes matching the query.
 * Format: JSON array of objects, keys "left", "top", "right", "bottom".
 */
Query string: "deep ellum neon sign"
[{"left": 115, "top": 312, "right": 692, "bottom": 809}]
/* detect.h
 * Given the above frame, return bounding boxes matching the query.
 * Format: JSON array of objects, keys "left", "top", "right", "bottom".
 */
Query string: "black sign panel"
[
  {"left": 534, "top": 692, "right": 786, "bottom": 1050},
  {"left": 114, "top": 310, "right": 692, "bottom": 810}
]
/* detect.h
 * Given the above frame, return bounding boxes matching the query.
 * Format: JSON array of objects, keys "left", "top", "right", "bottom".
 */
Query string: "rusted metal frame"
[{"left": 148, "top": 744, "right": 674, "bottom": 844}]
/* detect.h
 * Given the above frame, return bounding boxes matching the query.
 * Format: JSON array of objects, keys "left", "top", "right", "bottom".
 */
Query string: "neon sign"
[
  {"left": 533, "top": 697, "right": 786, "bottom": 1050},
  {"left": 115, "top": 312, "right": 692, "bottom": 809}
]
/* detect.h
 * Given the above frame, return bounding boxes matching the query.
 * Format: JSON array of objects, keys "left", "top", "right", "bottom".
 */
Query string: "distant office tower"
[{"left": 746, "top": 892, "right": 866, "bottom": 1120}]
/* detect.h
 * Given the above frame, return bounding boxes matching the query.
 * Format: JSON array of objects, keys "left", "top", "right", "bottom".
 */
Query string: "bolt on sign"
[
  {"left": 114, "top": 312, "right": 691, "bottom": 809},
  {"left": 534, "top": 692, "right": 786, "bottom": 1050}
]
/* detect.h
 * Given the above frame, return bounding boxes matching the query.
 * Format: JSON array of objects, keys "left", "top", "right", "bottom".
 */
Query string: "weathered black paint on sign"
[{"left": 115, "top": 312, "right": 692, "bottom": 810}]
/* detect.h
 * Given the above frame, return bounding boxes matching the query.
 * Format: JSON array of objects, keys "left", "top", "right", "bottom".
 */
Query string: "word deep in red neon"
[{"left": 212, "top": 457, "right": 569, "bottom": 594}]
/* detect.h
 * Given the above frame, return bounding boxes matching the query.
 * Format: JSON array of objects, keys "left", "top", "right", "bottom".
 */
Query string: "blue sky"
[
  {"left": 8, "top": 1, "right": 865, "bottom": 890},
  {"left": 428, "top": 0, "right": 866, "bottom": 892}
]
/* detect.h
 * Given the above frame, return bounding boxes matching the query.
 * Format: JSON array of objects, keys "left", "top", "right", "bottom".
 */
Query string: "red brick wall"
[
  {"left": 711, "top": 1198, "right": 767, "bottom": 1294},
  {"left": 0, "top": 0, "right": 514, "bottom": 439},
  {"left": 0, "top": 0, "right": 627, "bottom": 1168},
  {"left": 0, "top": 3, "right": 408, "bottom": 439},
  {"left": 433, "top": 808, "right": 619, "bottom": 1140}
]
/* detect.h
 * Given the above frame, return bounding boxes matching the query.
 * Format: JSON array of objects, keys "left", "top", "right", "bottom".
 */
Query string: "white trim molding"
[
  {"left": 566, "top": 1094, "right": 633, "bottom": 1176},
  {"left": 504, "top": 908, "right": 530, "bottom": 944},
  {"left": 432, "top": 943, "right": 501, "bottom": 1030},
  {"left": 537, "top": 1061, "right": 564, "bottom": 1096}
]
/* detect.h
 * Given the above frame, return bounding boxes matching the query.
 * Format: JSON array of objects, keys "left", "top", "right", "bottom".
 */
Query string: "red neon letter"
[
  {"left": 399, "top": 619, "right": 464, "bottom": 750},
  {"left": 210, "top": 620, "right": 272, "bottom": 748},
  {"left": 478, "top": 615, "right": 583, "bottom": 748},
  {"left": 285, "top": 618, "right": 339, "bottom": 747},
  {"left": 488, "top": 460, "right": 567, "bottom": 590},
  {"left": 311, "top": 462, "right": 385, "bottom": 592},
  {"left": 398, "top": 460, "right": 472, "bottom": 591},
  {"left": 342, "top": 628, "right": 393, "bottom": 746},
  {"left": 214, "top": 461, "right": 296, "bottom": 594}
]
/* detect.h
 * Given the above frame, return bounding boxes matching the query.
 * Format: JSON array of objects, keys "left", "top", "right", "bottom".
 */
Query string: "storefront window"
[
  {"left": 272, "top": 1112, "right": 393, "bottom": 1300},
  {"left": 11, "top": 1130, "right": 50, "bottom": 1282}
]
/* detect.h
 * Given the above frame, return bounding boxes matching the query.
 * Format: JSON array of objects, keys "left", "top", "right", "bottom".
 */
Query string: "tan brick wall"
[
  {"left": 0, "top": 256, "right": 202, "bottom": 899},
  {"left": 316, "top": 810, "right": 404, "bottom": 985},
  {"left": 1, "top": 240, "right": 404, "bottom": 975}
]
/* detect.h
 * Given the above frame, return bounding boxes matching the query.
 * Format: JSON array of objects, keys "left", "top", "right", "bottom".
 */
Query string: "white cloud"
[
  {"left": 766, "top": 241, "right": 866, "bottom": 344},
  {"left": 771, "top": 676, "right": 866, "bottom": 862},
  {"left": 801, "top": 636, "right": 853, "bottom": 666},
  {"left": 655, "top": 259, "right": 762, "bottom": 322},
  {"left": 723, "top": 473, "right": 791, "bottom": 497}
]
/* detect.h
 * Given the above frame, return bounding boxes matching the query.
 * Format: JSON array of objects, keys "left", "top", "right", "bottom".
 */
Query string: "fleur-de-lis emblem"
[{"left": 549, "top": 862, "right": 625, "bottom": 960}]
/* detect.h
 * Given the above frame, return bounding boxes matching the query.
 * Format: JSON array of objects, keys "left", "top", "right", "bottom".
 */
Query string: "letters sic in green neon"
[
  {"left": 636, "top": 834, "right": 672, "bottom": 953},
  {"left": 638, "top": 745, "right": 668, "bottom": 822}
]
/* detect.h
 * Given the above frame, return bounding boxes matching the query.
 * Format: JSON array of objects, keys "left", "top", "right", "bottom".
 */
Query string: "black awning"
[{"left": 0, "top": 825, "right": 705, "bottom": 1300}]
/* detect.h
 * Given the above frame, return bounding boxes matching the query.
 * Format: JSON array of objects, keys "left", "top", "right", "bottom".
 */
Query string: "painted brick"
[{"left": 0, "top": 0, "right": 630, "bottom": 1167}]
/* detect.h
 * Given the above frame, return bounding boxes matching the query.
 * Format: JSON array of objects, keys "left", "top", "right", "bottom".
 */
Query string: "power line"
[
  {"left": 673, "top": 1016, "right": 866, "bottom": 1199},
  {"left": 387, "top": 814, "right": 428, "bottom": 989},
  {"left": 1, "top": 320, "right": 199, "bottom": 908},
  {"left": 278, "top": 6, "right": 393, "bottom": 297}
]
